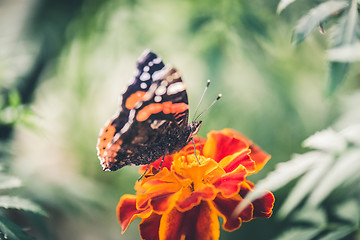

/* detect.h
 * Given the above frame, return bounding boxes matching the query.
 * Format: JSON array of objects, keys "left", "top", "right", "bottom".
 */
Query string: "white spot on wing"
[
  {"left": 120, "top": 109, "right": 137, "bottom": 134},
  {"left": 154, "top": 95, "right": 162, "bottom": 102},
  {"left": 140, "top": 82, "right": 147, "bottom": 89},
  {"left": 155, "top": 86, "right": 166, "bottom": 96},
  {"left": 152, "top": 70, "right": 164, "bottom": 81},
  {"left": 121, "top": 123, "right": 130, "bottom": 133},
  {"left": 167, "top": 82, "right": 186, "bottom": 95},
  {"left": 140, "top": 72, "right": 150, "bottom": 81},
  {"left": 143, "top": 66, "right": 150, "bottom": 72},
  {"left": 150, "top": 120, "right": 166, "bottom": 129},
  {"left": 153, "top": 57, "right": 162, "bottom": 64}
]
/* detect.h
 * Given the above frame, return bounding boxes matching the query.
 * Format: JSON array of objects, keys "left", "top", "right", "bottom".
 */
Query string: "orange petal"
[
  {"left": 212, "top": 194, "right": 253, "bottom": 232},
  {"left": 212, "top": 170, "right": 247, "bottom": 197},
  {"left": 140, "top": 155, "right": 175, "bottom": 173},
  {"left": 221, "top": 128, "right": 252, "bottom": 144},
  {"left": 203, "top": 130, "right": 249, "bottom": 162},
  {"left": 137, "top": 182, "right": 180, "bottom": 211},
  {"left": 194, "top": 201, "right": 220, "bottom": 240},
  {"left": 139, "top": 213, "right": 161, "bottom": 240},
  {"left": 159, "top": 201, "right": 220, "bottom": 240},
  {"left": 251, "top": 191, "right": 275, "bottom": 218},
  {"left": 176, "top": 186, "right": 216, "bottom": 211},
  {"left": 239, "top": 182, "right": 274, "bottom": 219},
  {"left": 249, "top": 143, "right": 271, "bottom": 173},
  {"left": 219, "top": 150, "right": 256, "bottom": 173},
  {"left": 180, "top": 137, "right": 206, "bottom": 155},
  {"left": 150, "top": 192, "right": 177, "bottom": 213},
  {"left": 117, "top": 194, "right": 151, "bottom": 233}
]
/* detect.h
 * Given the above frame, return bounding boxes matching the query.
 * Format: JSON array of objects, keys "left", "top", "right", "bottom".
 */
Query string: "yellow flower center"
[{"left": 171, "top": 152, "right": 217, "bottom": 191}]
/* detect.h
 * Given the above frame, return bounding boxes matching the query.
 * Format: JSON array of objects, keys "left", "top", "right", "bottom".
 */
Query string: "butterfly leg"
[
  {"left": 158, "top": 154, "right": 166, "bottom": 171},
  {"left": 138, "top": 164, "right": 150, "bottom": 181},
  {"left": 192, "top": 137, "right": 201, "bottom": 165}
]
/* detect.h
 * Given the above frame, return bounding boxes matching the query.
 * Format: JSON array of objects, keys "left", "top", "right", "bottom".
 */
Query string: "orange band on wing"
[
  {"left": 136, "top": 102, "right": 189, "bottom": 121},
  {"left": 125, "top": 91, "right": 146, "bottom": 109},
  {"left": 97, "top": 124, "right": 117, "bottom": 158}
]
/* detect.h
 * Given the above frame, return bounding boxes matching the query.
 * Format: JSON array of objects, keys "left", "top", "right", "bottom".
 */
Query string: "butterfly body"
[{"left": 97, "top": 50, "right": 201, "bottom": 171}]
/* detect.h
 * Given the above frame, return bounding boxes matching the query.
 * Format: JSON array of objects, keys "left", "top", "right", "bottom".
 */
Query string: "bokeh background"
[{"left": 1, "top": 0, "right": 359, "bottom": 239}]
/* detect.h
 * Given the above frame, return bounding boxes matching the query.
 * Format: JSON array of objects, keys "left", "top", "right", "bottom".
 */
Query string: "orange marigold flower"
[{"left": 117, "top": 129, "right": 274, "bottom": 240}]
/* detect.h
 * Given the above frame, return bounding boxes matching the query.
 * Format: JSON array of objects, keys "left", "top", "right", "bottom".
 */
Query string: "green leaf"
[
  {"left": 303, "top": 128, "right": 346, "bottom": 153},
  {"left": 274, "top": 227, "right": 322, "bottom": 240},
  {"left": 0, "top": 176, "right": 22, "bottom": 190},
  {"left": 0, "top": 215, "right": 34, "bottom": 240},
  {"left": 335, "top": 200, "right": 359, "bottom": 225},
  {"left": 307, "top": 149, "right": 360, "bottom": 206},
  {"left": 340, "top": 124, "right": 360, "bottom": 146},
  {"left": 292, "top": 0, "right": 349, "bottom": 45},
  {"left": 327, "top": 0, "right": 359, "bottom": 94},
  {"left": 327, "top": 43, "right": 360, "bottom": 62},
  {"left": 277, "top": 0, "right": 296, "bottom": 14},
  {"left": 293, "top": 207, "right": 327, "bottom": 227},
  {"left": 0, "top": 196, "right": 47, "bottom": 216},
  {"left": 279, "top": 155, "right": 332, "bottom": 218},
  {"left": 233, "top": 151, "right": 328, "bottom": 216},
  {"left": 318, "top": 227, "right": 355, "bottom": 240}
]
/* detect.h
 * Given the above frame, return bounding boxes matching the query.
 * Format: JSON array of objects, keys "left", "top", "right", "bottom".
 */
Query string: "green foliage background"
[{"left": 0, "top": 0, "right": 359, "bottom": 239}]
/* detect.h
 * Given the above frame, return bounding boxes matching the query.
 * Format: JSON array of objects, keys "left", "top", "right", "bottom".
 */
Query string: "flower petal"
[
  {"left": 249, "top": 144, "right": 271, "bottom": 173},
  {"left": 176, "top": 186, "right": 216, "bottom": 211},
  {"left": 139, "top": 213, "right": 161, "bottom": 240},
  {"left": 117, "top": 194, "right": 151, "bottom": 233},
  {"left": 212, "top": 168, "right": 247, "bottom": 197},
  {"left": 140, "top": 155, "right": 174, "bottom": 172},
  {"left": 203, "top": 130, "right": 249, "bottom": 162},
  {"left": 212, "top": 194, "right": 253, "bottom": 232},
  {"left": 252, "top": 191, "right": 275, "bottom": 218},
  {"left": 159, "top": 201, "right": 220, "bottom": 240},
  {"left": 219, "top": 150, "right": 255, "bottom": 173},
  {"left": 239, "top": 181, "right": 274, "bottom": 219}
]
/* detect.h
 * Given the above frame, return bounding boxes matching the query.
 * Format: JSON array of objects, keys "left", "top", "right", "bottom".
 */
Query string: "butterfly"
[{"left": 97, "top": 50, "right": 202, "bottom": 171}]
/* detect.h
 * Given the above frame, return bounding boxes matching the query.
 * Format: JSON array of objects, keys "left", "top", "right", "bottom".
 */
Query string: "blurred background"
[{"left": 0, "top": 0, "right": 359, "bottom": 239}]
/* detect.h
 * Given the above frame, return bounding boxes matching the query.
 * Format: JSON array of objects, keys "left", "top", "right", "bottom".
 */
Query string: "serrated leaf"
[
  {"left": 233, "top": 151, "right": 328, "bottom": 216},
  {"left": 335, "top": 199, "right": 359, "bottom": 224},
  {"left": 0, "top": 176, "right": 22, "bottom": 190},
  {"left": 318, "top": 226, "right": 354, "bottom": 240},
  {"left": 0, "top": 215, "right": 34, "bottom": 240},
  {"left": 303, "top": 128, "right": 347, "bottom": 153},
  {"left": 279, "top": 155, "right": 333, "bottom": 218},
  {"left": 327, "top": 0, "right": 359, "bottom": 94},
  {"left": 277, "top": 0, "right": 296, "bottom": 14},
  {"left": 294, "top": 207, "right": 327, "bottom": 227},
  {"left": 274, "top": 227, "right": 322, "bottom": 240},
  {"left": 0, "top": 196, "right": 47, "bottom": 216},
  {"left": 307, "top": 149, "right": 360, "bottom": 206},
  {"left": 340, "top": 124, "right": 360, "bottom": 146},
  {"left": 292, "top": 0, "right": 349, "bottom": 45},
  {"left": 327, "top": 43, "right": 360, "bottom": 62}
]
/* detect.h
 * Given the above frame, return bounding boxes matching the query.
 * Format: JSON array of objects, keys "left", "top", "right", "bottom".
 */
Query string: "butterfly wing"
[
  {"left": 97, "top": 50, "right": 165, "bottom": 163},
  {"left": 100, "top": 61, "right": 190, "bottom": 171}
]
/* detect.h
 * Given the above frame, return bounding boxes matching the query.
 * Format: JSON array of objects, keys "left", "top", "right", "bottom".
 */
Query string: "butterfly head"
[{"left": 188, "top": 121, "right": 202, "bottom": 139}]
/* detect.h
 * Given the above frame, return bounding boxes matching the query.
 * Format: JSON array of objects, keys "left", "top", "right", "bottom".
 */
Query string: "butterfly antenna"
[
  {"left": 192, "top": 80, "right": 211, "bottom": 122},
  {"left": 194, "top": 94, "right": 222, "bottom": 122}
]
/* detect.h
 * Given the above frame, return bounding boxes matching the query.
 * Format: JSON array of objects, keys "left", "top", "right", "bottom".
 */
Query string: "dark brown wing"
[
  {"left": 97, "top": 50, "right": 165, "bottom": 167},
  {"left": 102, "top": 64, "right": 190, "bottom": 171}
]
